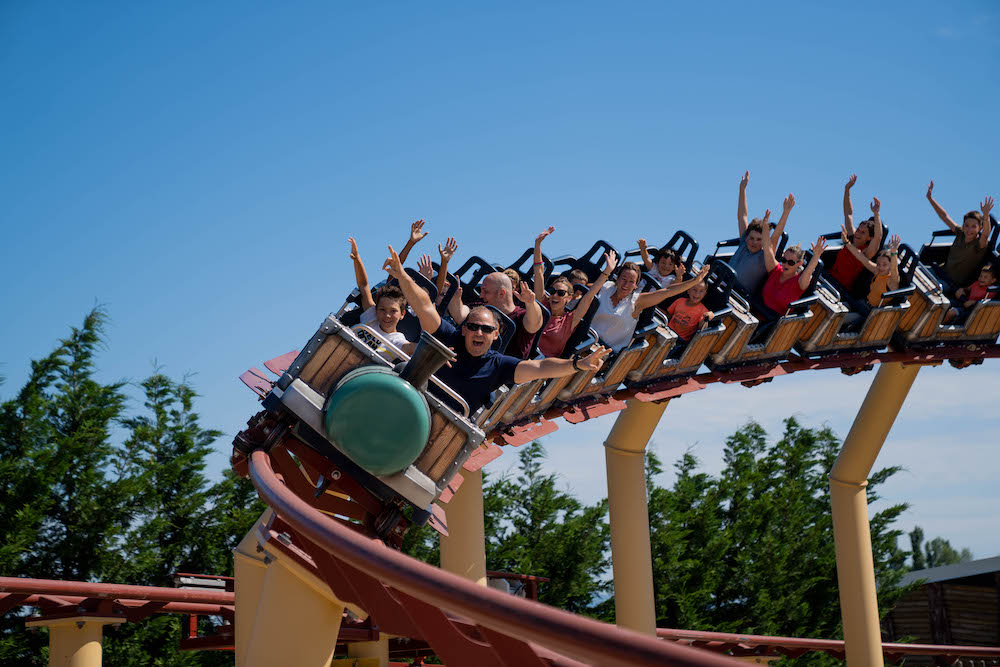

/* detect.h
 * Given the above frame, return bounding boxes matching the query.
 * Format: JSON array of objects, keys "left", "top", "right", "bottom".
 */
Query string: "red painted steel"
[
  {"left": 0, "top": 577, "right": 234, "bottom": 605},
  {"left": 248, "top": 449, "right": 741, "bottom": 667},
  {"left": 657, "top": 627, "right": 1000, "bottom": 661}
]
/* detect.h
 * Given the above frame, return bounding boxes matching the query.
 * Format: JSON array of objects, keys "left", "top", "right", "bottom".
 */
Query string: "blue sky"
[{"left": 2, "top": 2, "right": 998, "bottom": 559}]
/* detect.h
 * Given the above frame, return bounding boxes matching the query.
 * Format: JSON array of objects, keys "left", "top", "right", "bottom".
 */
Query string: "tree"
[
  {"left": 646, "top": 418, "right": 909, "bottom": 658},
  {"left": 908, "top": 526, "right": 973, "bottom": 571},
  {"left": 484, "top": 443, "right": 610, "bottom": 614}
]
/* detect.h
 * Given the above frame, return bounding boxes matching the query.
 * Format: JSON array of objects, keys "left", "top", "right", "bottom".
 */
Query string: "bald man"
[{"left": 448, "top": 270, "right": 543, "bottom": 359}]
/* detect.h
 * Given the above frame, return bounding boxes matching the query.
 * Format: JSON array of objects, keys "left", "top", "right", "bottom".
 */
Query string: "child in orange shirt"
[
  {"left": 667, "top": 281, "right": 713, "bottom": 342},
  {"left": 841, "top": 232, "right": 901, "bottom": 309}
]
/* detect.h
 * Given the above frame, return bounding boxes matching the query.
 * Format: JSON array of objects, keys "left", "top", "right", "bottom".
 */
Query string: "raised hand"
[
  {"left": 417, "top": 254, "right": 434, "bottom": 279},
  {"left": 637, "top": 238, "right": 647, "bottom": 251},
  {"left": 438, "top": 237, "right": 458, "bottom": 262},
  {"left": 926, "top": 180, "right": 934, "bottom": 200},
  {"left": 349, "top": 237, "right": 361, "bottom": 261},
  {"left": 409, "top": 219, "right": 428, "bottom": 244},
  {"left": 579, "top": 345, "right": 612, "bottom": 372},
  {"left": 535, "top": 226, "right": 556, "bottom": 245},
  {"left": 811, "top": 236, "right": 828, "bottom": 255},
  {"left": 382, "top": 245, "right": 404, "bottom": 280},
  {"left": 674, "top": 262, "right": 685, "bottom": 278},
  {"left": 982, "top": 196, "right": 994, "bottom": 218},
  {"left": 846, "top": 174, "right": 857, "bottom": 190},
  {"left": 762, "top": 209, "right": 771, "bottom": 225},
  {"left": 870, "top": 196, "right": 881, "bottom": 215},
  {"left": 888, "top": 234, "right": 901, "bottom": 250},
  {"left": 740, "top": 170, "right": 749, "bottom": 189},
  {"left": 840, "top": 225, "right": 850, "bottom": 244},
  {"left": 783, "top": 193, "right": 796, "bottom": 213},
  {"left": 603, "top": 250, "right": 619, "bottom": 275},
  {"left": 695, "top": 264, "right": 711, "bottom": 281},
  {"left": 516, "top": 280, "right": 536, "bottom": 304}
]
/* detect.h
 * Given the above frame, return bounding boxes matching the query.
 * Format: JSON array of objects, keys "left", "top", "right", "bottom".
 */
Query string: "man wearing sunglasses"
[
  {"left": 384, "top": 246, "right": 611, "bottom": 414},
  {"left": 447, "top": 268, "right": 544, "bottom": 359}
]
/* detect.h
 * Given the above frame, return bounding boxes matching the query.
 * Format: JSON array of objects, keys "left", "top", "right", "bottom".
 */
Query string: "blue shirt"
[
  {"left": 729, "top": 230, "right": 768, "bottom": 294},
  {"left": 430, "top": 318, "right": 521, "bottom": 414}
]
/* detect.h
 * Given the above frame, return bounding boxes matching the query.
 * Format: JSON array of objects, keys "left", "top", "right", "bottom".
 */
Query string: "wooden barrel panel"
[
  {"left": 299, "top": 335, "right": 348, "bottom": 386},
  {"left": 425, "top": 427, "right": 472, "bottom": 481}
]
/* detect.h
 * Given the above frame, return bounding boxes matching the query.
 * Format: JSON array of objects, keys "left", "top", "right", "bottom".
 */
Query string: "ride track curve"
[{"left": 246, "top": 448, "right": 742, "bottom": 667}]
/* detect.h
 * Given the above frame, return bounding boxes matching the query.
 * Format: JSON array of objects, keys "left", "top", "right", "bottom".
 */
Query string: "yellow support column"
[
  {"left": 347, "top": 636, "right": 390, "bottom": 666},
  {"left": 234, "top": 510, "right": 348, "bottom": 667},
  {"left": 439, "top": 468, "right": 487, "bottom": 586},
  {"left": 26, "top": 616, "right": 122, "bottom": 667},
  {"left": 830, "top": 362, "right": 920, "bottom": 667},
  {"left": 604, "top": 399, "right": 668, "bottom": 636}
]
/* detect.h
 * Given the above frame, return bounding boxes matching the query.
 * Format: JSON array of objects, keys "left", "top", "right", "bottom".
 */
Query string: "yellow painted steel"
[
  {"left": 347, "top": 637, "right": 389, "bottom": 666},
  {"left": 26, "top": 616, "right": 121, "bottom": 667},
  {"left": 439, "top": 468, "right": 488, "bottom": 586},
  {"left": 830, "top": 362, "right": 920, "bottom": 667},
  {"left": 604, "top": 399, "right": 669, "bottom": 636},
  {"left": 234, "top": 510, "right": 349, "bottom": 667}
]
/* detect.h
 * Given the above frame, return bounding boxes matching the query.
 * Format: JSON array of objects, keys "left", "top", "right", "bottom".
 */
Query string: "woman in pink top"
[{"left": 531, "top": 227, "right": 608, "bottom": 357}]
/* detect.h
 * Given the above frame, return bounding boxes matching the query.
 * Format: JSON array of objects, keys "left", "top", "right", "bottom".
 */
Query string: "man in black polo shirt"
[{"left": 383, "top": 246, "right": 610, "bottom": 414}]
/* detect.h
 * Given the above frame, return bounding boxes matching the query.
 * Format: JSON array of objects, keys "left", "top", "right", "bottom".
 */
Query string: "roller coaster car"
[
  {"left": 625, "top": 260, "right": 736, "bottom": 386},
  {"left": 705, "top": 256, "right": 823, "bottom": 371},
  {"left": 893, "top": 222, "right": 1000, "bottom": 348},
  {"left": 239, "top": 315, "right": 485, "bottom": 519},
  {"left": 796, "top": 232, "right": 915, "bottom": 356},
  {"left": 623, "top": 230, "right": 701, "bottom": 276},
  {"left": 703, "top": 223, "right": 789, "bottom": 268}
]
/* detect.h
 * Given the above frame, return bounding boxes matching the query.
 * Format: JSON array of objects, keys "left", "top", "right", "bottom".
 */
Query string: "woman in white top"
[{"left": 591, "top": 254, "right": 711, "bottom": 352}]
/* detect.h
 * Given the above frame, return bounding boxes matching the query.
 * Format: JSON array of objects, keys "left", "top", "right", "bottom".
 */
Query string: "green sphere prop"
[{"left": 324, "top": 368, "right": 431, "bottom": 477}]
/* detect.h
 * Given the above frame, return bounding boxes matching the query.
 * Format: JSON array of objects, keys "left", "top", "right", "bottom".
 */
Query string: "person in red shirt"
[
  {"left": 667, "top": 281, "right": 713, "bottom": 342},
  {"left": 828, "top": 174, "right": 884, "bottom": 294},
  {"left": 756, "top": 236, "right": 826, "bottom": 325},
  {"left": 944, "top": 263, "right": 996, "bottom": 323}
]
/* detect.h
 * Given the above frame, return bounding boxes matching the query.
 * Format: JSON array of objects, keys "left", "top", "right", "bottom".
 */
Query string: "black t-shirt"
[{"left": 430, "top": 318, "right": 521, "bottom": 414}]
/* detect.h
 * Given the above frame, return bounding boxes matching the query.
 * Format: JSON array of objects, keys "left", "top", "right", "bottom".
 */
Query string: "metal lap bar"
[
  {"left": 493, "top": 381, "right": 541, "bottom": 427},
  {"left": 562, "top": 337, "right": 652, "bottom": 401},
  {"left": 351, "top": 324, "right": 471, "bottom": 419}
]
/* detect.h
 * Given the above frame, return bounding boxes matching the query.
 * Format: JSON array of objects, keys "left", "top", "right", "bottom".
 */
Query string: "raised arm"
[
  {"left": 738, "top": 170, "right": 750, "bottom": 236},
  {"left": 926, "top": 181, "right": 958, "bottom": 232},
  {"left": 513, "top": 345, "right": 610, "bottom": 384},
  {"left": 799, "top": 237, "right": 827, "bottom": 291},
  {"left": 979, "top": 197, "right": 994, "bottom": 249},
  {"left": 533, "top": 227, "right": 555, "bottom": 302},
  {"left": 761, "top": 210, "right": 777, "bottom": 272},
  {"left": 349, "top": 237, "right": 375, "bottom": 311},
  {"left": 841, "top": 226, "right": 877, "bottom": 274},
  {"left": 634, "top": 265, "right": 711, "bottom": 313},
  {"left": 398, "top": 219, "right": 428, "bottom": 263},
  {"left": 516, "top": 281, "right": 543, "bottom": 334},
  {"left": 887, "top": 234, "right": 901, "bottom": 291},
  {"left": 572, "top": 251, "right": 617, "bottom": 330},
  {"left": 437, "top": 237, "right": 458, "bottom": 295},
  {"left": 865, "top": 197, "right": 884, "bottom": 259},
  {"left": 383, "top": 245, "right": 440, "bottom": 334},
  {"left": 637, "top": 238, "right": 654, "bottom": 271},
  {"left": 447, "top": 283, "right": 471, "bottom": 325},
  {"left": 843, "top": 174, "right": 856, "bottom": 236},
  {"left": 770, "top": 194, "right": 794, "bottom": 251}
]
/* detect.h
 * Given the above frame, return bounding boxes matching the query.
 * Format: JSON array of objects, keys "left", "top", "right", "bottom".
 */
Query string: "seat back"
[
  {"left": 453, "top": 256, "right": 502, "bottom": 301},
  {"left": 487, "top": 306, "right": 517, "bottom": 354},
  {"left": 562, "top": 298, "right": 600, "bottom": 357},
  {"left": 507, "top": 248, "right": 554, "bottom": 289}
]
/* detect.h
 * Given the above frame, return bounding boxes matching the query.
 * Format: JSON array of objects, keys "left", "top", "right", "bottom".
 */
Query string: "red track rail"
[{"left": 248, "top": 449, "right": 740, "bottom": 667}]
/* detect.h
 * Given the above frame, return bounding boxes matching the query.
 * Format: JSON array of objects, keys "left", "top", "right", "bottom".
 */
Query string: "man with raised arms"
[{"left": 383, "top": 246, "right": 610, "bottom": 414}]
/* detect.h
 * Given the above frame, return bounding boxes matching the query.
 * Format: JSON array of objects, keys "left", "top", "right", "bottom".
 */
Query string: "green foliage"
[
  {"left": 0, "top": 310, "right": 261, "bottom": 665},
  {"left": 907, "top": 525, "right": 973, "bottom": 571},
  {"left": 483, "top": 443, "right": 610, "bottom": 614},
  {"left": 646, "top": 418, "right": 909, "bottom": 664}
]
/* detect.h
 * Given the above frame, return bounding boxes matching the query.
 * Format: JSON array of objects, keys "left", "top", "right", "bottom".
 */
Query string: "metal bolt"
[
  {"left": 330, "top": 470, "right": 342, "bottom": 480},
  {"left": 277, "top": 532, "right": 292, "bottom": 545}
]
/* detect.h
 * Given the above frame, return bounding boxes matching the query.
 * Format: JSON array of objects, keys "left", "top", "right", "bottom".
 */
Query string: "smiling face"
[
  {"left": 615, "top": 267, "right": 640, "bottom": 297},
  {"left": 875, "top": 255, "right": 891, "bottom": 275},
  {"left": 854, "top": 221, "right": 873, "bottom": 246},
  {"left": 962, "top": 214, "right": 982, "bottom": 243},
  {"left": 978, "top": 266, "right": 995, "bottom": 286},
  {"left": 657, "top": 255, "right": 676, "bottom": 276},
  {"left": 781, "top": 250, "right": 802, "bottom": 276},
  {"left": 547, "top": 278, "right": 573, "bottom": 312},
  {"left": 462, "top": 307, "right": 500, "bottom": 357},
  {"left": 375, "top": 297, "right": 404, "bottom": 333}
]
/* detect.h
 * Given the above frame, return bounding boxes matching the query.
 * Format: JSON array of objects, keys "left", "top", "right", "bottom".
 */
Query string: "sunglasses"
[
  {"left": 464, "top": 322, "right": 498, "bottom": 334},
  {"left": 551, "top": 289, "right": 570, "bottom": 297},
  {"left": 781, "top": 257, "right": 799, "bottom": 266}
]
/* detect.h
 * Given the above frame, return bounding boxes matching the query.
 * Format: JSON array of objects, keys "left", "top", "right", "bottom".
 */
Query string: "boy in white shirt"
[{"left": 638, "top": 238, "right": 684, "bottom": 287}]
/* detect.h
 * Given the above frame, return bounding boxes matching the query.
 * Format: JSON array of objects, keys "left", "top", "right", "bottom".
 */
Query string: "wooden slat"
[
  {"left": 306, "top": 340, "right": 356, "bottom": 394},
  {"left": 414, "top": 423, "right": 462, "bottom": 475},
  {"left": 299, "top": 336, "right": 341, "bottom": 385},
  {"left": 426, "top": 428, "right": 471, "bottom": 481}
]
